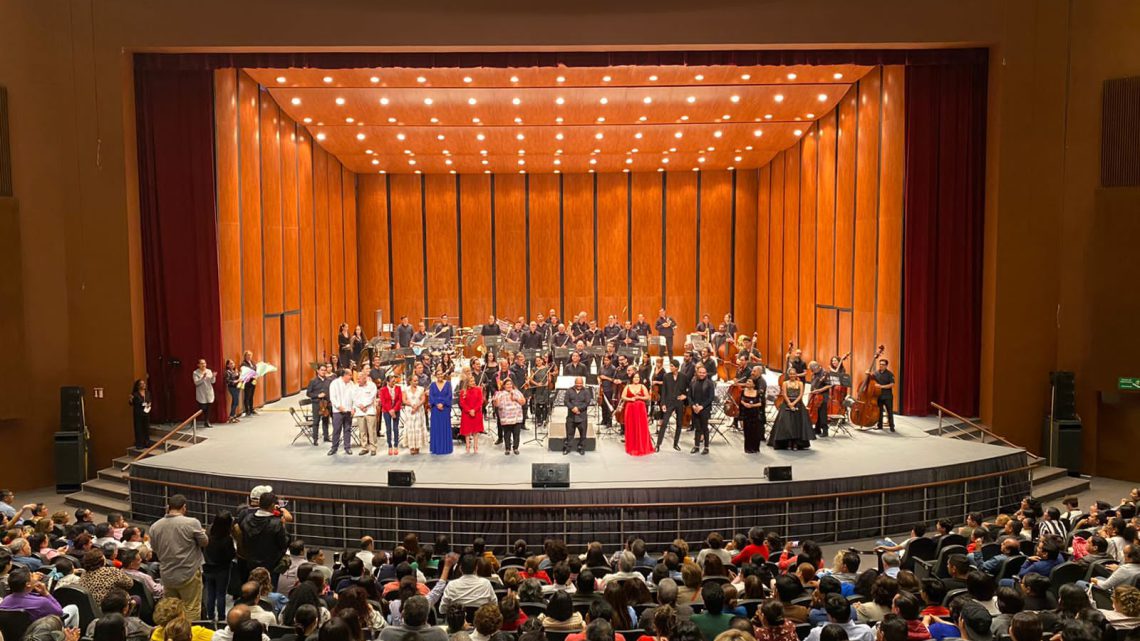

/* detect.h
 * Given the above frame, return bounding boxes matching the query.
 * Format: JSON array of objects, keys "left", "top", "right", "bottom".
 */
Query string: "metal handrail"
[
  {"left": 931, "top": 402, "right": 1039, "bottom": 458},
  {"left": 123, "top": 410, "right": 202, "bottom": 471}
]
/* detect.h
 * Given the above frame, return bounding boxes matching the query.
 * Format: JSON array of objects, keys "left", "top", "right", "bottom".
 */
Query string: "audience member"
[
  {"left": 149, "top": 494, "right": 208, "bottom": 622},
  {"left": 805, "top": 594, "right": 873, "bottom": 641},
  {"left": 0, "top": 566, "right": 79, "bottom": 626},
  {"left": 86, "top": 588, "right": 153, "bottom": 641},
  {"left": 753, "top": 599, "right": 797, "bottom": 641}
]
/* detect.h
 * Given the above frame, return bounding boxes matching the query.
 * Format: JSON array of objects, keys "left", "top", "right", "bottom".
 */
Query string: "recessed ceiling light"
[
  {"left": 599, "top": 97, "right": 608, "bottom": 105},
  {"left": 723, "top": 114, "right": 732, "bottom": 119},
  {"left": 806, "top": 113, "right": 815, "bottom": 118},
  {"left": 593, "top": 148, "right": 601, "bottom": 153},
  {"left": 416, "top": 76, "right": 426, "bottom": 83},
  {"left": 555, "top": 133, "right": 564, "bottom": 140},
  {"left": 484, "top": 169, "right": 492, "bottom": 174},
  {"left": 302, "top": 117, "right": 312, "bottom": 123},
  {"left": 692, "top": 167, "right": 700, "bottom": 172},
  {"left": 764, "top": 114, "right": 773, "bottom": 120},
  {"left": 415, "top": 170, "right": 422, "bottom": 174},
  {"left": 589, "top": 169, "right": 595, "bottom": 173},
  {"left": 734, "top": 155, "right": 743, "bottom": 162},
  {"left": 787, "top": 72, "right": 797, "bottom": 80},
  {"left": 669, "top": 147, "right": 677, "bottom": 152},
  {"left": 514, "top": 117, "right": 523, "bottom": 124},
  {"left": 379, "top": 170, "right": 386, "bottom": 174},
  {"left": 745, "top": 145, "right": 753, "bottom": 150},
  {"left": 512, "top": 97, "right": 521, "bottom": 105},
  {"left": 695, "top": 74, "right": 704, "bottom": 81},
  {"left": 728, "top": 166, "right": 735, "bottom": 171},
  {"left": 480, "top": 150, "right": 488, "bottom": 155},
  {"left": 639, "top": 116, "right": 647, "bottom": 122},
  {"left": 625, "top": 158, "right": 633, "bottom": 164},
  {"left": 555, "top": 97, "right": 565, "bottom": 105},
  {"left": 477, "top": 133, "right": 486, "bottom": 141},
  {"left": 554, "top": 159, "right": 561, "bottom": 165},
  {"left": 369, "top": 76, "right": 380, "bottom": 84},
  {"left": 818, "top": 93, "right": 828, "bottom": 102},
  {"left": 510, "top": 75, "right": 519, "bottom": 83},
  {"left": 275, "top": 76, "right": 286, "bottom": 84},
  {"left": 774, "top": 94, "right": 785, "bottom": 103},
  {"left": 463, "top": 76, "right": 473, "bottom": 83},
  {"left": 409, "top": 159, "right": 416, "bottom": 165},
  {"left": 423, "top": 98, "right": 433, "bottom": 105},
  {"left": 442, "top": 149, "right": 450, "bottom": 155},
  {"left": 365, "top": 149, "right": 373, "bottom": 154},
  {"left": 371, "top": 159, "right": 379, "bottom": 165},
  {"left": 662, "top": 158, "right": 670, "bottom": 164},
  {"left": 643, "top": 97, "right": 653, "bottom": 104},
  {"left": 595, "top": 132, "right": 604, "bottom": 139},
  {"left": 674, "top": 132, "right": 683, "bottom": 138},
  {"left": 396, "top": 133, "right": 406, "bottom": 141},
  {"left": 589, "top": 159, "right": 597, "bottom": 165},
  {"left": 649, "top": 75, "right": 658, "bottom": 81},
  {"left": 316, "top": 133, "right": 326, "bottom": 141},
  {"left": 554, "top": 169, "right": 561, "bottom": 174},
  {"left": 516, "top": 133, "right": 525, "bottom": 140},
  {"left": 555, "top": 149, "right": 563, "bottom": 154},
  {"left": 793, "top": 129, "right": 803, "bottom": 136},
  {"left": 602, "top": 75, "right": 612, "bottom": 82},
  {"left": 753, "top": 129, "right": 763, "bottom": 137},
  {"left": 555, "top": 116, "right": 564, "bottom": 123},
  {"left": 741, "top": 73, "right": 751, "bottom": 80},
  {"left": 482, "top": 159, "right": 489, "bottom": 165},
  {"left": 290, "top": 97, "right": 301, "bottom": 106},
  {"left": 322, "top": 76, "right": 333, "bottom": 84},
  {"left": 518, "top": 159, "right": 525, "bottom": 165},
  {"left": 597, "top": 117, "right": 605, "bottom": 123},
  {"left": 556, "top": 76, "right": 565, "bottom": 83},
  {"left": 657, "top": 167, "right": 664, "bottom": 172},
  {"left": 379, "top": 97, "right": 389, "bottom": 105},
  {"left": 707, "top": 146, "right": 715, "bottom": 151},
  {"left": 450, "top": 170, "right": 456, "bottom": 174},
  {"left": 630, "top": 148, "right": 638, "bottom": 153},
  {"left": 833, "top": 72, "right": 844, "bottom": 80},
  {"left": 634, "top": 132, "right": 643, "bottom": 139},
  {"left": 623, "top": 168, "right": 631, "bottom": 173},
  {"left": 713, "top": 130, "right": 723, "bottom": 138},
  {"left": 404, "top": 150, "right": 412, "bottom": 155},
  {"left": 518, "top": 149, "right": 525, "bottom": 155},
  {"left": 468, "top": 98, "right": 477, "bottom": 105},
  {"left": 698, "top": 157, "right": 706, "bottom": 163},
  {"left": 472, "top": 117, "right": 481, "bottom": 123},
  {"left": 437, "top": 134, "right": 445, "bottom": 140},
  {"left": 387, "top": 117, "right": 397, "bottom": 123},
  {"left": 680, "top": 115, "right": 689, "bottom": 121},
  {"left": 686, "top": 96, "right": 696, "bottom": 104},
  {"left": 356, "top": 133, "right": 366, "bottom": 141},
  {"left": 730, "top": 95, "right": 741, "bottom": 103}
]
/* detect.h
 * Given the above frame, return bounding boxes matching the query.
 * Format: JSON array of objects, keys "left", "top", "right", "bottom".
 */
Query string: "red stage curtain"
[
  {"left": 901, "top": 60, "right": 988, "bottom": 417},
  {"left": 136, "top": 67, "right": 222, "bottom": 423}
]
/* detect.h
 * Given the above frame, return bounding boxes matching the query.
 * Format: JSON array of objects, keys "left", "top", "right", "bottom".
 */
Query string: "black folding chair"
[
  {"left": 290, "top": 407, "right": 314, "bottom": 444},
  {"left": 1048, "top": 562, "right": 1087, "bottom": 600},
  {"left": 53, "top": 584, "right": 102, "bottom": 629},
  {"left": 901, "top": 538, "right": 937, "bottom": 573},
  {"left": 994, "top": 556, "right": 1028, "bottom": 583},
  {"left": 0, "top": 611, "right": 33, "bottom": 641}
]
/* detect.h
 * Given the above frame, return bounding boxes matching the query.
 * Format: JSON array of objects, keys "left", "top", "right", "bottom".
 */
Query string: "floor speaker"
[
  {"left": 1055, "top": 419, "right": 1083, "bottom": 475},
  {"left": 765, "top": 465, "right": 793, "bottom": 481},
  {"left": 532, "top": 463, "right": 570, "bottom": 488},
  {"left": 1050, "top": 371, "right": 1077, "bottom": 420},
  {"left": 60, "top": 386, "right": 85, "bottom": 431},
  {"left": 388, "top": 470, "right": 416, "bottom": 487},
  {"left": 54, "top": 430, "right": 87, "bottom": 492}
]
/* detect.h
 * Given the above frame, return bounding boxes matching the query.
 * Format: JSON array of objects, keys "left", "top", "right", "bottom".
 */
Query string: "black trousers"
[
  {"left": 502, "top": 422, "right": 522, "bottom": 451},
  {"left": 814, "top": 394, "right": 829, "bottom": 436},
  {"left": 243, "top": 383, "right": 256, "bottom": 415},
  {"left": 198, "top": 402, "right": 212, "bottom": 426},
  {"left": 656, "top": 405, "right": 684, "bottom": 449},
  {"left": 662, "top": 335, "right": 674, "bottom": 358},
  {"left": 564, "top": 418, "right": 587, "bottom": 451},
  {"left": 877, "top": 395, "right": 895, "bottom": 428},
  {"left": 600, "top": 390, "right": 615, "bottom": 425},
  {"left": 311, "top": 407, "right": 331, "bottom": 444},
  {"left": 692, "top": 411, "right": 710, "bottom": 448}
]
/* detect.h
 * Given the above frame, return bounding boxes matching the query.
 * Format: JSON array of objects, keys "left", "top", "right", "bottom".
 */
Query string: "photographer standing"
[{"left": 237, "top": 491, "right": 291, "bottom": 587}]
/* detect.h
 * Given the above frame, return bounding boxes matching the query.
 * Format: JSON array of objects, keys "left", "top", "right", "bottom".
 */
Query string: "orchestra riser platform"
[{"left": 126, "top": 395, "right": 1037, "bottom": 550}]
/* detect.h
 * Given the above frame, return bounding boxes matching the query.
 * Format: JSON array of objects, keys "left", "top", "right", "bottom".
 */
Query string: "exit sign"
[{"left": 1120, "top": 377, "right": 1140, "bottom": 391}]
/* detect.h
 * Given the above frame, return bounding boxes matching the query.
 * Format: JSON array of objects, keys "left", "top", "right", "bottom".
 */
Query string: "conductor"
[{"left": 563, "top": 377, "right": 592, "bottom": 456}]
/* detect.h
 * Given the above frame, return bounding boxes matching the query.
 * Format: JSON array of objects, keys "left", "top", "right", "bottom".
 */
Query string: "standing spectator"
[
  {"left": 130, "top": 378, "right": 152, "bottom": 449},
  {"left": 149, "top": 494, "right": 208, "bottom": 622},
  {"left": 192, "top": 359, "right": 216, "bottom": 427},
  {"left": 202, "top": 510, "right": 235, "bottom": 621},
  {"left": 237, "top": 492, "right": 290, "bottom": 585}
]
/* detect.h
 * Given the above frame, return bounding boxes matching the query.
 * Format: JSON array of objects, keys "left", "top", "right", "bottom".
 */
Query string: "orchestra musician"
[
  {"left": 563, "top": 350, "right": 590, "bottom": 378},
  {"left": 711, "top": 324, "right": 730, "bottom": 351},
  {"left": 723, "top": 314, "right": 738, "bottom": 340},
  {"left": 431, "top": 314, "right": 455, "bottom": 343},
  {"left": 526, "top": 355, "right": 554, "bottom": 426},
  {"left": 619, "top": 320, "right": 638, "bottom": 346},
  {"left": 570, "top": 312, "right": 590, "bottom": 344},
  {"left": 482, "top": 315, "right": 502, "bottom": 336},
  {"left": 368, "top": 355, "right": 386, "bottom": 386},
  {"left": 598, "top": 356, "right": 621, "bottom": 428},
  {"left": 412, "top": 322, "right": 428, "bottom": 347},
  {"left": 520, "top": 321, "right": 545, "bottom": 352},
  {"left": 507, "top": 320, "right": 524, "bottom": 342},
  {"left": 395, "top": 315, "right": 415, "bottom": 370},
  {"left": 337, "top": 323, "right": 352, "bottom": 369},
  {"left": 655, "top": 358, "right": 686, "bottom": 452},
  {"left": 305, "top": 364, "right": 332, "bottom": 446},
  {"left": 602, "top": 315, "right": 622, "bottom": 344},
  {"left": 807, "top": 361, "right": 833, "bottom": 438},
  {"left": 633, "top": 314, "right": 652, "bottom": 341},
  {"left": 698, "top": 347, "right": 717, "bottom": 378},
  {"left": 736, "top": 337, "right": 763, "bottom": 375},
  {"left": 655, "top": 309, "right": 677, "bottom": 356},
  {"left": 695, "top": 314, "right": 715, "bottom": 342},
  {"left": 411, "top": 361, "right": 430, "bottom": 388},
  {"left": 551, "top": 323, "right": 572, "bottom": 371},
  {"left": 785, "top": 346, "right": 807, "bottom": 380},
  {"left": 563, "top": 377, "right": 591, "bottom": 456},
  {"left": 509, "top": 353, "right": 529, "bottom": 422},
  {"left": 687, "top": 365, "right": 716, "bottom": 455},
  {"left": 873, "top": 359, "right": 896, "bottom": 432},
  {"left": 350, "top": 325, "right": 366, "bottom": 368}
]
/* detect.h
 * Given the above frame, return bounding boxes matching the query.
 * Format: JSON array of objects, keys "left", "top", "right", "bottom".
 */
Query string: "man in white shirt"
[
  {"left": 353, "top": 370, "right": 379, "bottom": 455},
  {"left": 805, "top": 594, "right": 875, "bottom": 641},
  {"left": 601, "top": 551, "right": 648, "bottom": 587},
  {"left": 356, "top": 536, "right": 376, "bottom": 570},
  {"left": 328, "top": 368, "right": 355, "bottom": 456},
  {"left": 211, "top": 605, "right": 271, "bottom": 641},
  {"left": 238, "top": 581, "right": 277, "bottom": 628},
  {"left": 439, "top": 554, "right": 496, "bottom": 615}
]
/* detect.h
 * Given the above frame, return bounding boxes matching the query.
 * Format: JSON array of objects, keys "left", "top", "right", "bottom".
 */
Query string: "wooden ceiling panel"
[{"left": 245, "top": 63, "right": 865, "bottom": 174}]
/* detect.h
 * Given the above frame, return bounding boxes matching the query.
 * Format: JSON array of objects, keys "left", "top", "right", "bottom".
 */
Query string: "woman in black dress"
[
  {"left": 130, "top": 378, "right": 151, "bottom": 448},
  {"left": 337, "top": 323, "right": 352, "bottom": 369},
  {"left": 350, "top": 325, "right": 366, "bottom": 367},
  {"left": 769, "top": 369, "right": 814, "bottom": 450},
  {"left": 739, "top": 378, "right": 764, "bottom": 453},
  {"left": 224, "top": 359, "right": 241, "bottom": 422}
]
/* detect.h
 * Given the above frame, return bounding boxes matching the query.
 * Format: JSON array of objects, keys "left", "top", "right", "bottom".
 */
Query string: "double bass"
[
  {"left": 849, "top": 345, "right": 886, "bottom": 427},
  {"left": 723, "top": 383, "right": 744, "bottom": 418},
  {"left": 716, "top": 333, "right": 739, "bottom": 381},
  {"left": 826, "top": 353, "right": 851, "bottom": 417}
]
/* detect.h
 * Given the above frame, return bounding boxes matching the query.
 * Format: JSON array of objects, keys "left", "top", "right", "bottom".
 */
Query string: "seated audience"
[
  {"left": 0, "top": 566, "right": 79, "bottom": 626},
  {"left": 979, "top": 538, "right": 1020, "bottom": 576},
  {"left": 753, "top": 600, "right": 797, "bottom": 641},
  {"left": 118, "top": 547, "right": 164, "bottom": 599},
  {"left": 920, "top": 579, "right": 949, "bottom": 618},
  {"left": 211, "top": 605, "right": 270, "bottom": 641},
  {"left": 891, "top": 591, "right": 931, "bottom": 640},
  {"left": 691, "top": 583, "right": 734, "bottom": 641},
  {"left": 149, "top": 597, "right": 214, "bottom": 641},
  {"left": 1092, "top": 543, "right": 1140, "bottom": 591},
  {"left": 773, "top": 574, "right": 809, "bottom": 623},
  {"left": 540, "top": 591, "right": 586, "bottom": 631},
  {"left": 806, "top": 594, "right": 874, "bottom": 641},
  {"left": 1018, "top": 574, "right": 1053, "bottom": 611},
  {"left": 86, "top": 588, "right": 153, "bottom": 641},
  {"left": 441, "top": 554, "right": 496, "bottom": 614},
  {"left": 499, "top": 594, "right": 529, "bottom": 631},
  {"left": 472, "top": 603, "right": 504, "bottom": 641},
  {"left": 378, "top": 595, "right": 448, "bottom": 641},
  {"left": 855, "top": 576, "right": 899, "bottom": 624},
  {"left": 1102, "top": 584, "right": 1140, "bottom": 630},
  {"left": 990, "top": 586, "right": 1024, "bottom": 637}
]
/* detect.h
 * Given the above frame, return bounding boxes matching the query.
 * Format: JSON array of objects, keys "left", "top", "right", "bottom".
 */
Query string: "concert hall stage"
[{"left": 129, "top": 397, "right": 1031, "bottom": 551}]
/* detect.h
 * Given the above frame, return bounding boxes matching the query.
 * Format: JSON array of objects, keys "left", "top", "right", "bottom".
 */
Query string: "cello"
[{"left": 849, "top": 345, "right": 886, "bottom": 427}]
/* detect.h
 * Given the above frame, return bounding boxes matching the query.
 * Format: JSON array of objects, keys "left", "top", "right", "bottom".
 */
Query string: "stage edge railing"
[
  {"left": 931, "top": 402, "right": 1042, "bottom": 460},
  {"left": 128, "top": 462, "right": 1032, "bottom": 550}
]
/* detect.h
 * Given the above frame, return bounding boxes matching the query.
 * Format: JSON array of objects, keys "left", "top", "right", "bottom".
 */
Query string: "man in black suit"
[
  {"left": 688, "top": 365, "right": 716, "bottom": 455},
  {"left": 563, "top": 351, "right": 590, "bottom": 378},
  {"left": 563, "top": 377, "right": 592, "bottom": 456},
  {"left": 655, "top": 309, "right": 676, "bottom": 357},
  {"left": 655, "top": 359, "right": 686, "bottom": 452}
]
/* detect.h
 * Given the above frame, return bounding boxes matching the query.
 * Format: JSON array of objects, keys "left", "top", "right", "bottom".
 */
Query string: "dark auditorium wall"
[
  {"left": 753, "top": 67, "right": 905, "bottom": 408},
  {"left": 356, "top": 169, "right": 759, "bottom": 349},
  {"left": 214, "top": 69, "right": 358, "bottom": 409}
]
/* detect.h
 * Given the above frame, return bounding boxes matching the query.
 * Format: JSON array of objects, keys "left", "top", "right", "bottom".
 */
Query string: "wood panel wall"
[
  {"left": 753, "top": 66, "right": 905, "bottom": 407},
  {"left": 356, "top": 168, "right": 766, "bottom": 353},
  {"left": 215, "top": 69, "right": 357, "bottom": 410}
]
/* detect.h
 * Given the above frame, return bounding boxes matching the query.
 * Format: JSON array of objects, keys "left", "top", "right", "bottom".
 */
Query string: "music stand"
[
  {"left": 691, "top": 337, "right": 711, "bottom": 353},
  {"left": 483, "top": 335, "right": 503, "bottom": 354},
  {"left": 553, "top": 346, "right": 571, "bottom": 360},
  {"left": 617, "top": 345, "right": 641, "bottom": 360},
  {"left": 522, "top": 348, "right": 544, "bottom": 362},
  {"left": 501, "top": 339, "right": 522, "bottom": 354}
]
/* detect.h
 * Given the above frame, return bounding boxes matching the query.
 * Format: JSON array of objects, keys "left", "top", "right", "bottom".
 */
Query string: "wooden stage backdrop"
[{"left": 214, "top": 67, "right": 903, "bottom": 407}]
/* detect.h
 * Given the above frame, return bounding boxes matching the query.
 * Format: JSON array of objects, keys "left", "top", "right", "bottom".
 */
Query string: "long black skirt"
[{"left": 768, "top": 405, "right": 814, "bottom": 450}]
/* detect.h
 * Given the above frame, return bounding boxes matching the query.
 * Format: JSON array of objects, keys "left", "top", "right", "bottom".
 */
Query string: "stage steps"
[{"left": 64, "top": 423, "right": 207, "bottom": 518}]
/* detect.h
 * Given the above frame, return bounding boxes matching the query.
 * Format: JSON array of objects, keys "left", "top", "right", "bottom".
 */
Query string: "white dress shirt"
[
  {"left": 354, "top": 380, "right": 378, "bottom": 417},
  {"left": 329, "top": 377, "right": 354, "bottom": 413}
]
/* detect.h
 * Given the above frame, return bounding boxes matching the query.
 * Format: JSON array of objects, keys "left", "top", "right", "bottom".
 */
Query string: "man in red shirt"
[{"left": 730, "top": 526, "right": 770, "bottom": 565}]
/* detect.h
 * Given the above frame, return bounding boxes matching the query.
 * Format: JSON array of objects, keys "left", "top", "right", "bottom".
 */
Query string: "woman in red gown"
[
  {"left": 622, "top": 371, "right": 655, "bottom": 456},
  {"left": 458, "top": 371, "right": 485, "bottom": 454}
]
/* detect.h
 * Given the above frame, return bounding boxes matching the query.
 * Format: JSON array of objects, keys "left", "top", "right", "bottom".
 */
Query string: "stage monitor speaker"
[
  {"left": 60, "top": 386, "right": 86, "bottom": 431},
  {"left": 764, "top": 466, "right": 792, "bottom": 481},
  {"left": 532, "top": 463, "right": 570, "bottom": 488},
  {"left": 54, "top": 430, "right": 87, "bottom": 492},
  {"left": 1050, "top": 371, "right": 1076, "bottom": 420},
  {"left": 388, "top": 470, "right": 415, "bottom": 487},
  {"left": 1055, "top": 419, "right": 1083, "bottom": 475}
]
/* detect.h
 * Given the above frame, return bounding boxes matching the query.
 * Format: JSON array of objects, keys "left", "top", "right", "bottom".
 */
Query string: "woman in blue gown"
[{"left": 428, "top": 368, "right": 454, "bottom": 455}]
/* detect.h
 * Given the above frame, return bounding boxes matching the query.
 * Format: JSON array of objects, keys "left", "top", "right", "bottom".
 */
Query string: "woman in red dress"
[
  {"left": 622, "top": 371, "right": 655, "bottom": 456},
  {"left": 458, "top": 371, "right": 485, "bottom": 454}
]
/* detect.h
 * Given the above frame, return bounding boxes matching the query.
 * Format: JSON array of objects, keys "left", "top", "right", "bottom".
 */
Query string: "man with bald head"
[
  {"left": 563, "top": 376, "right": 592, "bottom": 456},
  {"left": 212, "top": 605, "right": 270, "bottom": 641}
]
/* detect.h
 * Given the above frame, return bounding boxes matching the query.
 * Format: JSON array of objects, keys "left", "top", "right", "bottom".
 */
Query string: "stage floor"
[{"left": 134, "top": 395, "right": 1022, "bottom": 491}]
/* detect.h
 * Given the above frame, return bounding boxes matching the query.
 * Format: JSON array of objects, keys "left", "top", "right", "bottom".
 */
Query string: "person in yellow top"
[{"left": 150, "top": 598, "right": 215, "bottom": 641}]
